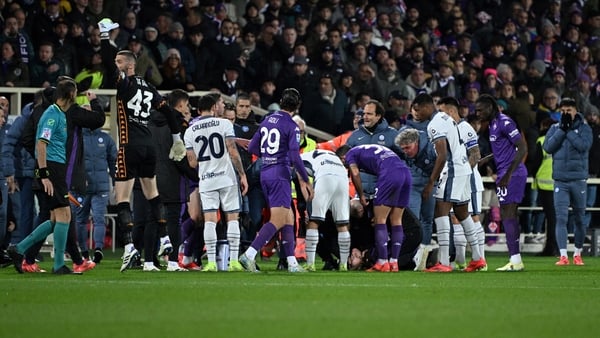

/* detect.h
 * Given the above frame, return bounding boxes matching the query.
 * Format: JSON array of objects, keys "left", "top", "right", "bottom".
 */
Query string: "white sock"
[
  {"left": 338, "top": 231, "right": 351, "bottom": 267},
  {"left": 474, "top": 221, "right": 485, "bottom": 260},
  {"left": 574, "top": 247, "right": 582, "bottom": 256},
  {"left": 287, "top": 255, "right": 299, "bottom": 267},
  {"left": 460, "top": 216, "right": 481, "bottom": 260},
  {"left": 182, "top": 256, "right": 193, "bottom": 265},
  {"left": 125, "top": 243, "right": 135, "bottom": 252},
  {"left": 305, "top": 229, "right": 319, "bottom": 265},
  {"left": 245, "top": 247, "right": 258, "bottom": 260},
  {"left": 160, "top": 235, "right": 170, "bottom": 243},
  {"left": 453, "top": 223, "right": 467, "bottom": 265},
  {"left": 203, "top": 221, "right": 217, "bottom": 263},
  {"left": 435, "top": 216, "right": 451, "bottom": 266},
  {"left": 227, "top": 220, "right": 241, "bottom": 261},
  {"left": 510, "top": 253, "right": 522, "bottom": 264},
  {"left": 560, "top": 249, "right": 568, "bottom": 257}
]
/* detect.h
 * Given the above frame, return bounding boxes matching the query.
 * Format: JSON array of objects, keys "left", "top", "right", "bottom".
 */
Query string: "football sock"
[
  {"left": 227, "top": 220, "right": 240, "bottom": 261},
  {"left": 248, "top": 222, "right": 277, "bottom": 259},
  {"left": 435, "top": 216, "right": 451, "bottom": 266},
  {"left": 474, "top": 221, "right": 485, "bottom": 260},
  {"left": 510, "top": 253, "right": 522, "bottom": 265},
  {"left": 338, "top": 231, "right": 351, "bottom": 267},
  {"left": 203, "top": 221, "right": 217, "bottom": 263},
  {"left": 574, "top": 247, "right": 582, "bottom": 256},
  {"left": 16, "top": 220, "right": 53, "bottom": 254},
  {"left": 280, "top": 224, "right": 295, "bottom": 258},
  {"left": 503, "top": 218, "right": 521, "bottom": 256},
  {"left": 374, "top": 224, "right": 388, "bottom": 264},
  {"left": 460, "top": 216, "right": 481, "bottom": 260},
  {"left": 52, "top": 221, "right": 69, "bottom": 271},
  {"left": 560, "top": 249, "right": 568, "bottom": 257},
  {"left": 453, "top": 223, "right": 467, "bottom": 265},
  {"left": 390, "top": 226, "right": 404, "bottom": 261},
  {"left": 305, "top": 228, "right": 319, "bottom": 265}
]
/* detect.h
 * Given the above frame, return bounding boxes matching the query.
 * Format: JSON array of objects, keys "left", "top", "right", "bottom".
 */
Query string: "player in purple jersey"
[
  {"left": 238, "top": 88, "right": 314, "bottom": 273},
  {"left": 336, "top": 144, "right": 412, "bottom": 272},
  {"left": 476, "top": 94, "right": 528, "bottom": 271}
]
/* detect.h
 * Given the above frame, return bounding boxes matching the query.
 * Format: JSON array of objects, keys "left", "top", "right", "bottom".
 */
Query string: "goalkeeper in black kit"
[{"left": 97, "top": 18, "right": 187, "bottom": 272}]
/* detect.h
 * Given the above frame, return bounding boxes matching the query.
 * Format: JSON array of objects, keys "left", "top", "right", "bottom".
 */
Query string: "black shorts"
[
  {"left": 115, "top": 144, "right": 157, "bottom": 181},
  {"left": 43, "top": 161, "right": 70, "bottom": 210}
]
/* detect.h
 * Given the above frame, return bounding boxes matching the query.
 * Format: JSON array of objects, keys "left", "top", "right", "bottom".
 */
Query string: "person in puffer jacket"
[
  {"left": 543, "top": 97, "right": 593, "bottom": 266},
  {"left": 74, "top": 127, "right": 117, "bottom": 263}
]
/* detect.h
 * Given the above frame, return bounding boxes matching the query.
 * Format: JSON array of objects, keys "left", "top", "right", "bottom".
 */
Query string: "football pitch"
[{"left": 1, "top": 253, "right": 599, "bottom": 338}]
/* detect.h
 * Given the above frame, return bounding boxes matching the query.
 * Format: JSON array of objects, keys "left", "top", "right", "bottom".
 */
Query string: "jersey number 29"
[{"left": 259, "top": 127, "right": 280, "bottom": 155}]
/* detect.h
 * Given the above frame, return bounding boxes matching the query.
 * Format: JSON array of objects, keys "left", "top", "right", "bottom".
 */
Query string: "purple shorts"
[
  {"left": 261, "top": 178, "right": 292, "bottom": 208},
  {"left": 496, "top": 174, "right": 526, "bottom": 205},
  {"left": 373, "top": 167, "right": 412, "bottom": 208}
]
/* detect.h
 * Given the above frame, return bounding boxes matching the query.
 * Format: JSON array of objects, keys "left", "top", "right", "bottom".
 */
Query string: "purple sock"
[
  {"left": 250, "top": 222, "right": 278, "bottom": 251},
  {"left": 503, "top": 218, "right": 520, "bottom": 256},
  {"left": 390, "top": 226, "right": 404, "bottom": 260},
  {"left": 374, "top": 224, "right": 388, "bottom": 261},
  {"left": 280, "top": 224, "right": 295, "bottom": 257},
  {"left": 180, "top": 218, "right": 194, "bottom": 244},
  {"left": 184, "top": 228, "right": 200, "bottom": 257}
]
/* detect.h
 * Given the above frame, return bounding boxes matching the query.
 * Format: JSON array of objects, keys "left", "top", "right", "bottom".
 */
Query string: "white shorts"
[
  {"left": 469, "top": 190, "right": 482, "bottom": 215},
  {"left": 434, "top": 173, "right": 471, "bottom": 204},
  {"left": 200, "top": 185, "right": 241, "bottom": 213},
  {"left": 309, "top": 175, "right": 349, "bottom": 224}
]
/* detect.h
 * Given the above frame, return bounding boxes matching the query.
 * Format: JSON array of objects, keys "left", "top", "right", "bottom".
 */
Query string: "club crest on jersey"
[{"left": 431, "top": 128, "right": 437, "bottom": 135}]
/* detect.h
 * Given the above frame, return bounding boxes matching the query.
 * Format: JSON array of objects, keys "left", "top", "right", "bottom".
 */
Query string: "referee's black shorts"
[
  {"left": 40, "top": 161, "right": 70, "bottom": 210},
  {"left": 115, "top": 144, "right": 157, "bottom": 181}
]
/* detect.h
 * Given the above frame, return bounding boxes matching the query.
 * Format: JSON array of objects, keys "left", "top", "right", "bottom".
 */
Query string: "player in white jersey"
[
  {"left": 300, "top": 149, "right": 351, "bottom": 271},
  {"left": 412, "top": 93, "right": 485, "bottom": 272},
  {"left": 184, "top": 94, "right": 248, "bottom": 272},
  {"left": 438, "top": 97, "right": 486, "bottom": 271}
]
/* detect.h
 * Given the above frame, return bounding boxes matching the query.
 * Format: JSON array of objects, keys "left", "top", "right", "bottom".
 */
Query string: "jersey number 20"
[{"left": 195, "top": 133, "right": 225, "bottom": 162}]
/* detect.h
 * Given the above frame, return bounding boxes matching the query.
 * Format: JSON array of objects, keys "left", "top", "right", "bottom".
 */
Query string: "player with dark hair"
[
  {"left": 476, "top": 93, "right": 528, "bottom": 271},
  {"left": 413, "top": 93, "right": 486, "bottom": 273},
  {"left": 238, "top": 88, "right": 314, "bottom": 273},
  {"left": 543, "top": 97, "right": 592, "bottom": 266},
  {"left": 112, "top": 48, "right": 187, "bottom": 272},
  {"left": 438, "top": 96, "right": 487, "bottom": 270},
  {"left": 9, "top": 80, "right": 85, "bottom": 274},
  {"left": 184, "top": 94, "right": 248, "bottom": 272},
  {"left": 336, "top": 144, "right": 411, "bottom": 272}
]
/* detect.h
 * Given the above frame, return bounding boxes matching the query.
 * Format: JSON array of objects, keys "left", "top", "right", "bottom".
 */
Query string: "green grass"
[{"left": 1, "top": 254, "right": 600, "bottom": 338}]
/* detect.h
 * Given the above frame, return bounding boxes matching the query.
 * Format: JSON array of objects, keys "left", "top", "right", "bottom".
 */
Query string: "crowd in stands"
[{"left": 2, "top": 0, "right": 600, "bottom": 271}]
